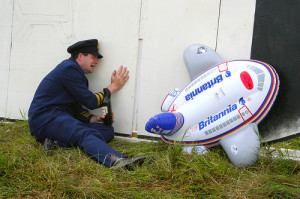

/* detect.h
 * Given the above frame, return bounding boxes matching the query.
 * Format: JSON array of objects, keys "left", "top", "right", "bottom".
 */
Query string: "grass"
[
  {"left": 270, "top": 137, "right": 300, "bottom": 151},
  {"left": 0, "top": 120, "right": 299, "bottom": 198}
]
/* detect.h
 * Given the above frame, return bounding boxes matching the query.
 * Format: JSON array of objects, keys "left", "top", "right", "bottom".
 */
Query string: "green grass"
[
  {"left": 0, "top": 120, "right": 299, "bottom": 198},
  {"left": 270, "top": 137, "right": 300, "bottom": 151}
]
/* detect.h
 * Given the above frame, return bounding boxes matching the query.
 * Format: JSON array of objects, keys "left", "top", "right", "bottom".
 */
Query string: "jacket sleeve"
[
  {"left": 60, "top": 65, "right": 111, "bottom": 110},
  {"left": 72, "top": 103, "right": 94, "bottom": 123}
]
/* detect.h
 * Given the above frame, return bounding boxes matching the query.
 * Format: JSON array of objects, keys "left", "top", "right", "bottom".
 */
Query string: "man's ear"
[
  {"left": 77, "top": 53, "right": 84, "bottom": 60},
  {"left": 76, "top": 53, "right": 84, "bottom": 63}
]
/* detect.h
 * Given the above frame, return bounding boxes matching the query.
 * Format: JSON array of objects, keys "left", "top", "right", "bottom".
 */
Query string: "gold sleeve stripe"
[
  {"left": 97, "top": 93, "right": 103, "bottom": 106},
  {"left": 80, "top": 111, "right": 92, "bottom": 118},
  {"left": 99, "top": 91, "right": 104, "bottom": 99},
  {"left": 95, "top": 92, "right": 104, "bottom": 107},
  {"left": 81, "top": 111, "right": 87, "bottom": 115},
  {"left": 95, "top": 93, "right": 101, "bottom": 106},
  {"left": 84, "top": 113, "right": 91, "bottom": 117}
]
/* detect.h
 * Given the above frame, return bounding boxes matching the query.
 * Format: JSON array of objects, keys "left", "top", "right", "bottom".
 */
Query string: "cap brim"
[
  {"left": 97, "top": 53, "right": 103, "bottom": 59},
  {"left": 91, "top": 52, "right": 103, "bottom": 59}
]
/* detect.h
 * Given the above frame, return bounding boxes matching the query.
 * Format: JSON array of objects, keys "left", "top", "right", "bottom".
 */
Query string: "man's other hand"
[
  {"left": 90, "top": 113, "right": 115, "bottom": 123},
  {"left": 107, "top": 66, "right": 129, "bottom": 94}
]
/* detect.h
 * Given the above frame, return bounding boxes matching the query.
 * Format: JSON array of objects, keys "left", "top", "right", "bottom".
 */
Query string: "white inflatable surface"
[
  {"left": 161, "top": 60, "right": 279, "bottom": 146},
  {"left": 145, "top": 50, "right": 280, "bottom": 167}
]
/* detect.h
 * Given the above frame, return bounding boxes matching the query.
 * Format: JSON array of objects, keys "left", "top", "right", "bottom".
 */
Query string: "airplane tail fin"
[{"left": 161, "top": 88, "right": 181, "bottom": 112}]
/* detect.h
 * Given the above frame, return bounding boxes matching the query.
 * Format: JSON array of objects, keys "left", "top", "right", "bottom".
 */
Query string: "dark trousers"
[{"left": 31, "top": 114, "right": 125, "bottom": 167}]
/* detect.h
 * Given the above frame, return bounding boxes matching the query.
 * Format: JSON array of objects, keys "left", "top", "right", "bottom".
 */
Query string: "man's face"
[{"left": 77, "top": 53, "right": 99, "bottom": 74}]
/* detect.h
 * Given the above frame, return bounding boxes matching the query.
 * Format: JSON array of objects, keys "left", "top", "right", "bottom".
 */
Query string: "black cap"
[{"left": 67, "top": 39, "right": 103, "bottom": 59}]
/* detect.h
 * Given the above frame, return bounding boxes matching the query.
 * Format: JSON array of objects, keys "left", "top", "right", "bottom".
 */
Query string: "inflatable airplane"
[{"left": 145, "top": 44, "right": 280, "bottom": 168}]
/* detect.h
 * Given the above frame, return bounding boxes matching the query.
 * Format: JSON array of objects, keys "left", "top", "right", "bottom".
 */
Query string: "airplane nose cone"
[{"left": 145, "top": 112, "right": 184, "bottom": 136}]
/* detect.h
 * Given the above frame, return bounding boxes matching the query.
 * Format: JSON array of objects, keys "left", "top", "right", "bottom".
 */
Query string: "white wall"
[
  {"left": 0, "top": 0, "right": 13, "bottom": 119},
  {"left": 217, "top": 0, "right": 256, "bottom": 60},
  {"left": 0, "top": 0, "right": 256, "bottom": 136}
]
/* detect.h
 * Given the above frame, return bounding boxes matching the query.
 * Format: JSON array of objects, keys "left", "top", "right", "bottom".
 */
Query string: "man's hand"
[
  {"left": 90, "top": 115, "right": 105, "bottom": 123},
  {"left": 107, "top": 66, "right": 129, "bottom": 94},
  {"left": 90, "top": 113, "right": 115, "bottom": 124}
]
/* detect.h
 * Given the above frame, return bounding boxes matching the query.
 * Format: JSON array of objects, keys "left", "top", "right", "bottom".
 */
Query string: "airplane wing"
[{"left": 220, "top": 123, "right": 260, "bottom": 168}]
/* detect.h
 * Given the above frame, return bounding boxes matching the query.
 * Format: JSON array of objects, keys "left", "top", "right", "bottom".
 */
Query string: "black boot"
[
  {"left": 43, "top": 138, "right": 58, "bottom": 151},
  {"left": 112, "top": 156, "right": 151, "bottom": 170}
]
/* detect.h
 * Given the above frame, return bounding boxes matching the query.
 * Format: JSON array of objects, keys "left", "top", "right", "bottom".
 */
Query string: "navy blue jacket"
[{"left": 28, "top": 59, "right": 110, "bottom": 132}]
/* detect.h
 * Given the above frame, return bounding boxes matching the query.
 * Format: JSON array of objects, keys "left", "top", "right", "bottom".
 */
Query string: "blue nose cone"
[{"left": 145, "top": 112, "right": 184, "bottom": 136}]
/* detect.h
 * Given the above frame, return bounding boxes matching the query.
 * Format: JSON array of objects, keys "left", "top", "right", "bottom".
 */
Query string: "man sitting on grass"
[{"left": 28, "top": 39, "right": 147, "bottom": 169}]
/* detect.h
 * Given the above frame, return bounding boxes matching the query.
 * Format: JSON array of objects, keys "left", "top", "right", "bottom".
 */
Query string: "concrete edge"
[
  {"left": 114, "top": 136, "right": 300, "bottom": 161},
  {"left": 114, "top": 136, "right": 158, "bottom": 143},
  {"left": 259, "top": 147, "right": 300, "bottom": 161}
]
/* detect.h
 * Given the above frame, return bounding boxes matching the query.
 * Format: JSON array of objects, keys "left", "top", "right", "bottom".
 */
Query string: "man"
[{"left": 28, "top": 39, "right": 147, "bottom": 169}]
